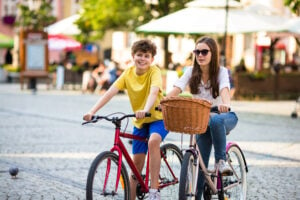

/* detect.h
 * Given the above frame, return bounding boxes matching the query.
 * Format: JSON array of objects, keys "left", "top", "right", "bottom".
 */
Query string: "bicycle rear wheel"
[
  {"left": 179, "top": 151, "right": 197, "bottom": 200},
  {"left": 159, "top": 143, "right": 183, "bottom": 199},
  {"left": 223, "top": 145, "right": 247, "bottom": 200},
  {"left": 86, "top": 151, "right": 130, "bottom": 200}
]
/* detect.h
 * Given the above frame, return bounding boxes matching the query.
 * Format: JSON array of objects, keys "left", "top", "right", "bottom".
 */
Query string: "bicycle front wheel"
[
  {"left": 179, "top": 151, "right": 197, "bottom": 200},
  {"left": 159, "top": 143, "right": 183, "bottom": 199},
  {"left": 86, "top": 151, "right": 130, "bottom": 200},
  {"left": 224, "top": 145, "right": 247, "bottom": 200}
]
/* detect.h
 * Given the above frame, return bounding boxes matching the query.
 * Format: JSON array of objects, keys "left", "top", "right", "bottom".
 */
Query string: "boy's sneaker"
[
  {"left": 149, "top": 188, "right": 160, "bottom": 200},
  {"left": 216, "top": 159, "right": 233, "bottom": 176}
]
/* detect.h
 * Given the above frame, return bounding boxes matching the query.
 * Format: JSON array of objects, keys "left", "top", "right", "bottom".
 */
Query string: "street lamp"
[{"left": 221, "top": 0, "right": 229, "bottom": 67}]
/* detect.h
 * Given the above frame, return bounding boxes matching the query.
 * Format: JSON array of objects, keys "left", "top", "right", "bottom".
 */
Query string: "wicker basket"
[{"left": 160, "top": 96, "right": 212, "bottom": 134}]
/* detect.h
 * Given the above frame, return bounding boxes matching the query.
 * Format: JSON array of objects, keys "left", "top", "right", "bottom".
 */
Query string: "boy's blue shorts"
[{"left": 132, "top": 120, "right": 168, "bottom": 154}]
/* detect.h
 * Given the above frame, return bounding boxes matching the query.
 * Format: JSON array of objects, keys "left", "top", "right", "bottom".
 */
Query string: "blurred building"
[{"left": 0, "top": 0, "right": 299, "bottom": 72}]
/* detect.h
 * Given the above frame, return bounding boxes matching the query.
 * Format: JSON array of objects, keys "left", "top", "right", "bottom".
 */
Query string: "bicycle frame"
[{"left": 103, "top": 119, "right": 179, "bottom": 195}]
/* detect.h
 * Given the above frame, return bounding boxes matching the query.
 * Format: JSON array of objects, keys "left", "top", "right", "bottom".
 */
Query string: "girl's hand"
[
  {"left": 83, "top": 113, "right": 93, "bottom": 121},
  {"left": 218, "top": 104, "right": 230, "bottom": 113},
  {"left": 135, "top": 110, "right": 147, "bottom": 119}
]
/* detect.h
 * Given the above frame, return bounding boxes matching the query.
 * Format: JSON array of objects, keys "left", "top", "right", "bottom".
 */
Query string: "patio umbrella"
[
  {"left": 0, "top": 33, "right": 14, "bottom": 48},
  {"left": 48, "top": 34, "right": 82, "bottom": 51},
  {"left": 267, "top": 17, "right": 300, "bottom": 38},
  {"left": 45, "top": 14, "right": 80, "bottom": 35},
  {"left": 136, "top": 0, "right": 286, "bottom": 35},
  {"left": 278, "top": 17, "right": 300, "bottom": 35}
]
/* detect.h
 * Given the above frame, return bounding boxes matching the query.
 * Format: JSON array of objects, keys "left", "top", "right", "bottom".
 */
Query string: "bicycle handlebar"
[
  {"left": 82, "top": 113, "right": 151, "bottom": 125},
  {"left": 155, "top": 106, "right": 230, "bottom": 113}
]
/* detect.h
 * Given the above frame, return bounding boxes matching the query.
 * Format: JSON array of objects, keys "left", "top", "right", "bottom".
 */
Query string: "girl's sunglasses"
[{"left": 193, "top": 49, "right": 210, "bottom": 56}]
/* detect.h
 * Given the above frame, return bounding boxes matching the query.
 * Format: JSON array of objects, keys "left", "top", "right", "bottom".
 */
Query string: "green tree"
[
  {"left": 284, "top": 0, "right": 300, "bottom": 15},
  {"left": 15, "top": 0, "right": 56, "bottom": 31},
  {"left": 76, "top": 0, "right": 191, "bottom": 67}
]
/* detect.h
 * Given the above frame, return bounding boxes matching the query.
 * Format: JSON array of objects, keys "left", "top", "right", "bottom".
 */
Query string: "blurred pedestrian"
[
  {"left": 5, "top": 48, "right": 12, "bottom": 64},
  {"left": 88, "top": 62, "right": 111, "bottom": 94}
]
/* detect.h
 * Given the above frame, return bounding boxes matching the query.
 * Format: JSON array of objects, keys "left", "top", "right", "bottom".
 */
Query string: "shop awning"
[
  {"left": 0, "top": 33, "right": 14, "bottom": 48},
  {"left": 48, "top": 34, "right": 82, "bottom": 51}
]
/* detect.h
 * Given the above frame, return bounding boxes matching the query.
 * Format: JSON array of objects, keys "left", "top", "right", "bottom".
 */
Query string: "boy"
[{"left": 83, "top": 39, "right": 168, "bottom": 200}]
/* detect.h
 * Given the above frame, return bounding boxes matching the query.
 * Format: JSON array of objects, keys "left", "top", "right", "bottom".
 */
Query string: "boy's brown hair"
[{"left": 131, "top": 39, "right": 157, "bottom": 56}]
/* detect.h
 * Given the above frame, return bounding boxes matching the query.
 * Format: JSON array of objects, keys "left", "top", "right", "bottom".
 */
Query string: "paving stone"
[{"left": 0, "top": 83, "right": 299, "bottom": 199}]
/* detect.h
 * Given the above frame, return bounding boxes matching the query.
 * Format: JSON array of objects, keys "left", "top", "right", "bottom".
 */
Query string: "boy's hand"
[
  {"left": 83, "top": 113, "right": 93, "bottom": 121},
  {"left": 135, "top": 110, "right": 148, "bottom": 119}
]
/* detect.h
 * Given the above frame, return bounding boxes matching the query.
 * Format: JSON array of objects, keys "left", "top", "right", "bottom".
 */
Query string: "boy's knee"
[{"left": 148, "top": 134, "right": 161, "bottom": 148}]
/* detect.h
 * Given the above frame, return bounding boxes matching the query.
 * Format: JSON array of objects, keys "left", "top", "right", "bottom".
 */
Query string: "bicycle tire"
[
  {"left": 159, "top": 143, "right": 183, "bottom": 199},
  {"left": 86, "top": 151, "right": 130, "bottom": 200},
  {"left": 178, "top": 151, "right": 197, "bottom": 200},
  {"left": 223, "top": 145, "right": 247, "bottom": 200}
]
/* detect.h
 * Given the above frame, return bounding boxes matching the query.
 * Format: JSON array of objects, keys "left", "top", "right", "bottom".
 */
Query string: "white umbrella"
[
  {"left": 280, "top": 17, "right": 300, "bottom": 35},
  {"left": 136, "top": 0, "right": 287, "bottom": 35},
  {"left": 267, "top": 17, "right": 300, "bottom": 38},
  {"left": 45, "top": 14, "right": 80, "bottom": 35},
  {"left": 186, "top": 0, "right": 242, "bottom": 8}
]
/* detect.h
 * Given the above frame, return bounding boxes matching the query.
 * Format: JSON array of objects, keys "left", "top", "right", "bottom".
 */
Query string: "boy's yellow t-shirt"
[{"left": 113, "top": 65, "right": 163, "bottom": 128}]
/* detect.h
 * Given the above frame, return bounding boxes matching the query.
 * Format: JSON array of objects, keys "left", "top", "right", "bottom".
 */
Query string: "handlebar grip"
[
  {"left": 210, "top": 106, "right": 219, "bottom": 113},
  {"left": 210, "top": 106, "right": 231, "bottom": 113},
  {"left": 155, "top": 106, "right": 161, "bottom": 111},
  {"left": 145, "top": 113, "right": 151, "bottom": 117},
  {"left": 82, "top": 115, "right": 99, "bottom": 125}
]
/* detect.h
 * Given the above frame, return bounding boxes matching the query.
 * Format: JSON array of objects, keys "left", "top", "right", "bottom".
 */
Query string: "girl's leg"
[
  {"left": 195, "top": 128, "right": 212, "bottom": 200},
  {"left": 210, "top": 112, "right": 238, "bottom": 162}
]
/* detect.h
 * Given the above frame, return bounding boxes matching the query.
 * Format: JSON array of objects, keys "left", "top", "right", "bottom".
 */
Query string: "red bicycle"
[{"left": 83, "top": 112, "right": 183, "bottom": 200}]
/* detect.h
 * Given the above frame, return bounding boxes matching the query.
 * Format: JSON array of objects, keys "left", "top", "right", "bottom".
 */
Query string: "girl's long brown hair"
[{"left": 189, "top": 36, "right": 220, "bottom": 98}]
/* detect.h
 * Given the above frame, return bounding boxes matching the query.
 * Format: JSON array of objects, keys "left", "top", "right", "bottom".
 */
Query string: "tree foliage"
[
  {"left": 15, "top": 0, "right": 56, "bottom": 31},
  {"left": 76, "top": 0, "right": 192, "bottom": 44},
  {"left": 284, "top": 0, "right": 300, "bottom": 15}
]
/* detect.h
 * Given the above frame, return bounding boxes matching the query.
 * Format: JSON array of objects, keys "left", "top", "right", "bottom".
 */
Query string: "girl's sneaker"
[{"left": 217, "top": 159, "right": 233, "bottom": 176}]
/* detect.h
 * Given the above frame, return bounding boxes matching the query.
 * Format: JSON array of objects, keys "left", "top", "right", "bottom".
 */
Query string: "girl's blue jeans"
[{"left": 195, "top": 111, "right": 238, "bottom": 199}]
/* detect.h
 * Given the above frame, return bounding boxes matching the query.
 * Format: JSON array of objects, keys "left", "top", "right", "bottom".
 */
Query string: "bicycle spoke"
[
  {"left": 223, "top": 146, "right": 247, "bottom": 200},
  {"left": 159, "top": 143, "right": 183, "bottom": 198}
]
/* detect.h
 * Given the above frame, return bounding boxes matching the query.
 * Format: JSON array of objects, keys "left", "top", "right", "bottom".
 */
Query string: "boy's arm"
[
  {"left": 83, "top": 86, "right": 119, "bottom": 121},
  {"left": 135, "top": 86, "right": 159, "bottom": 119}
]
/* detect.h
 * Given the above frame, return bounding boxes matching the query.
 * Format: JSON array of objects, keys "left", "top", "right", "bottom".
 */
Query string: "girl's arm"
[
  {"left": 166, "top": 86, "right": 181, "bottom": 97},
  {"left": 83, "top": 86, "right": 119, "bottom": 121},
  {"left": 219, "top": 87, "right": 231, "bottom": 113}
]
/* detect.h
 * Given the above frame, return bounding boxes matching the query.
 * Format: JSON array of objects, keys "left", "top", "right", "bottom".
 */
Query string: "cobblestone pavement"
[{"left": 0, "top": 84, "right": 299, "bottom": 200}]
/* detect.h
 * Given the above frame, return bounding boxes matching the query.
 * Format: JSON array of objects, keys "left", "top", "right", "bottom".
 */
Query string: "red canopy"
[{"left": 48, "top": 34, "right": 82, "bottom": 51}]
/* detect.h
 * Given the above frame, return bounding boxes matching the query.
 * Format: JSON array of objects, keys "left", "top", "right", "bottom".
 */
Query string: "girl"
[{"left": 167, "top": 36, "right": 238, "bottom": 199}]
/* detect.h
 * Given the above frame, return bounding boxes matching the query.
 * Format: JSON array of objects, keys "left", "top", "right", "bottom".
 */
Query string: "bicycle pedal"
[{"left": 221, "top": 171, "right": 233, "bottom": 176}]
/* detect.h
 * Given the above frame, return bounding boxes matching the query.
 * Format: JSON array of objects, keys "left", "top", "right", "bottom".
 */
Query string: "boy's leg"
[
  {"left": 131, "top": 125, "right": 148, "bottom": 200},
  {"left": 130, "top": 153, "right": 146, "bottom": 200},
  {"left": 148, "top": 120, "right": 168, "bottom": 192},
  {"left": 148, "top": 133, "right": 162, "bottom": 189}
]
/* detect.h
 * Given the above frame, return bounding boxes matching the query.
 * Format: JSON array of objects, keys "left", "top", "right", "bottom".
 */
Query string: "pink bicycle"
[
  {"left": 159, "top": 97, "right": 248, "bottom": 200},
  {"left": 83, "top": 112, "right": 183, "bottom": 200}
]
